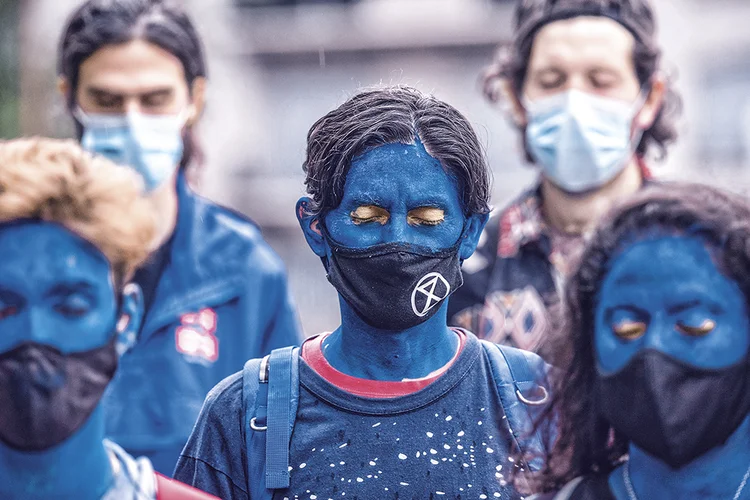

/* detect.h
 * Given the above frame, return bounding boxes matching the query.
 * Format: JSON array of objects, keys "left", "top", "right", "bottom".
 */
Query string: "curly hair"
[
  {"left": 302, "top": 85, "right": 491, "bottom": 217},
  {"left": 481, "top": 0, "right": 682, "bottom": 162},
  {"left": 0, "top": 138, "right": 155, "bottom": 284},
  {"left": 527, "top": 182, "right": 750, "bottom": 492}
]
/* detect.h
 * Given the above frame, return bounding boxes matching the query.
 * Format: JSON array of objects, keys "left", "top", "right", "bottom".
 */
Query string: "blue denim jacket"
[{"left": 102, "top": 175, "right": 303, "bottom": 475}]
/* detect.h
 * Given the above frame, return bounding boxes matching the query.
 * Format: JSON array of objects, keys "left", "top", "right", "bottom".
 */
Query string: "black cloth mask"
[
  {"left": 323, "top": 231, "right": 464, "bottom": 331},
  {"left": 597, "top": 349, "right": 750, "bottom": 469},
  {"left": 0, "top": 336, "right": 118, "bottom": 451}
]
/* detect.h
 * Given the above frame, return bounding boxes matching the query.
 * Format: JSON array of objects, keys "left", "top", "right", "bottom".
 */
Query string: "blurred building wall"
[{"left": 15, "top": 0, "right": 750, "bottom": 335}]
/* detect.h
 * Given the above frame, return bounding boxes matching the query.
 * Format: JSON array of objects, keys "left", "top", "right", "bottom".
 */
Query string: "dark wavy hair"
[
  {"left": 302, "top": 86, "right": 492, "bottom": 217},
  {"left": 482, "top": 0, "right": 682, "bottom": 162},
  {"left": 523, "top": 182, "right": 750, "bottom": 492},
  {"left": 58, "top": 0, "right": 207, "bottom": 172}
]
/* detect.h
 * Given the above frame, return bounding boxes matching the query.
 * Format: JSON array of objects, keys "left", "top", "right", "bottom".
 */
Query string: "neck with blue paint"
[
  {"left": 323, "top": 295, "right": 458, "bottom": 381},
  {"left": 612, "top": 416, "right": 750, "bottom": 500},
  {"left": 0, "top": 406, "right": 114, "bottom": 500}
]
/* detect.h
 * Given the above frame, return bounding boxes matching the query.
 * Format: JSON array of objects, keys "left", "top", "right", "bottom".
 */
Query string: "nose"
[
  {"left": 26, "top": 308, "right": 56, "bottom": 346},
  {"left": 383, "top": 216, "right": 411, "bottom": 245},
  {"left": 123, "top": 98, "right": 143, "bottom": 116},
  {"left": 643, "top": 314, "right": 669, "bottom": 352}
]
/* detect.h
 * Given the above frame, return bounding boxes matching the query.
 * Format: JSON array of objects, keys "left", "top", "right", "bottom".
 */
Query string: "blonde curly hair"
[{"left": 0, "top": 138, "right": 155, "bottom": 284}]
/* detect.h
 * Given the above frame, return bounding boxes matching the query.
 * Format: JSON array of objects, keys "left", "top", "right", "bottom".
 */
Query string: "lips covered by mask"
[
  {"left": 0, "top": 337, "right": 118, "bottom": 451},
  {"left": 322, "top": 228, "right": 465, "bottom": 331},
  {"left": 597, "top": 349, "right": 750, "bottom": 469},
  {"left": 524, "top": 89, "right": 644, "bottom": 193},
  {"left": 76, "top": 108, "right": 186, "bottom": 192}
]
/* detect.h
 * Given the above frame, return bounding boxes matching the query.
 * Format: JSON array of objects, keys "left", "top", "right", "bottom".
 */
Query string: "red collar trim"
[{"left": 301, "top": 330, "right": 466, "bottom": 399}]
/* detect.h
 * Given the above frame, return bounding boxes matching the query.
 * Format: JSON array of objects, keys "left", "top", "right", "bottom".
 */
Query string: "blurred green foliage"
[{"left": 0, "top": 0, "right": 18, "bottom": 139}]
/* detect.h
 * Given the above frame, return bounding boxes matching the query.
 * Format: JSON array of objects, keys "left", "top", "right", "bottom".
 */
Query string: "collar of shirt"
[
  {"left": 301, "top": 329, "right": 467, "bottom": 399},
  {"left": 498, "top": 157, "right": 652, "bottom": 259}
]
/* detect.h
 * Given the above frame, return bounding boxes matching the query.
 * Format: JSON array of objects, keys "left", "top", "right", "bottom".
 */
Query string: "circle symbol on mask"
[{"left": 411, "top": 272, "right": 451, "bottom": 317}]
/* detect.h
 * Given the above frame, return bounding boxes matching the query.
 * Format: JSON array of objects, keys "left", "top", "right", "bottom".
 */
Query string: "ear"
[
  {"left": 634, "top": 75, "right": 666, "bottom": 130},
  {"left": 187, "top": 76, "right": 207, "bottom": 126},
  {"left": 296, "top": 197, "right": 327, "bottom": 258},
  {"left": 500, "top": 79, "right": 527, "bottom": 127},
  {"left": 459, "top": 212, "right": 490, "bottom": 260},
  {"left": 57, "top": 76, "right": 70, "bottom": 100},
  {"left": 115, "top": 283, "right": 144, "bottom": 356}
]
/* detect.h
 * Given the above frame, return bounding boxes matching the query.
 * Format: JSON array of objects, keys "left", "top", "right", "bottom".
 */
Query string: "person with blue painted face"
[
  {"left": 0, "top": 138, "right": 218, "bottom": 500},
  {"left": 174, "top": 87, "right": 551, "bottom": 499},
  {"left": 449, "top": 0, "right": 682, "bottom": 358},
  {"left": 524, "top": 182, "right": 750, "bottom": 499},
  {"left": 56, "top": 0, "right": 303, "bottom": 476}
]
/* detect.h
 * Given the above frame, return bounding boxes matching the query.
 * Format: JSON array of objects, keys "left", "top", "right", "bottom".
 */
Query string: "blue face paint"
[
  {"left": 0, "top": 221, "right": 143, "bottom": 499},
  {"left": 323, "top": 141, "right": 466, "bottom": 251},
  {"left": 297, "top": 141, "right": 488, "bottom": 380},
  {"left": 592, "top": 235, "right": 750, "bottom": 495},
  {"left": 595, "top": 236, "right": 749, "bottom": 373},
  {"left": 0, "top": 222, "right": 117, "bottom": 354}
]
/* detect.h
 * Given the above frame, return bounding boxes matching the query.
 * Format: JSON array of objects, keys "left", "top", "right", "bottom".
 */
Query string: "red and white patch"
[{"left": 175, "top": 308, "right": 219, "bottom": 364}]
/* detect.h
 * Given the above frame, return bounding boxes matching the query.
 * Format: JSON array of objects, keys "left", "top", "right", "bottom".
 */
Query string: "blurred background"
[{"left": 3, "top": 0, "right": 750, "bottom": 335}]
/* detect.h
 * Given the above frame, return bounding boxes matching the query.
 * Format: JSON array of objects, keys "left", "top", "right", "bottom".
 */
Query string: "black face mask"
[
  {"left": 0, "top": 337, "right": 118, "bottom": 451},
  {"left": 597, "top": 349, "right": 750, "bottom": 469},
  {"left": 323, "top": 234, "right": 464, "bottom": 331}
]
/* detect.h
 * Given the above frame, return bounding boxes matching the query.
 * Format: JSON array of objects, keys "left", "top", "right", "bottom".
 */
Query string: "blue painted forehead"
[{"left": 352, "top": 138, "right": 440, "bottom": 166}]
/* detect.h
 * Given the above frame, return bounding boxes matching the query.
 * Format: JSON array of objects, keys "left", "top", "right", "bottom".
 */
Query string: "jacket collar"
[{"left": 497, "top": 158, "right": 653, "bottom": 258}]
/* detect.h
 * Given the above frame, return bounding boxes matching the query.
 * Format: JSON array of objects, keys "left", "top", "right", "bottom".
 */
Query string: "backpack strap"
[
  {"left": 265, "top": 346, "right": 298, "bottom": 489},
  {"left": 242, "top": 346, "right": 300, "bottom": 496},
  {"left": 480, "top": 340, "right": 550, "bottom": 471},
  {"left": 155, "top": 472, "right": 221, "bottom": 500}
]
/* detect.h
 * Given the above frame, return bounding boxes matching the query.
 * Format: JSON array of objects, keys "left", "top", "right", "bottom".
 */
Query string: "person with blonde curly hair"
[{"left": 0, "top": 138, "right": 217, "bottom": 499}]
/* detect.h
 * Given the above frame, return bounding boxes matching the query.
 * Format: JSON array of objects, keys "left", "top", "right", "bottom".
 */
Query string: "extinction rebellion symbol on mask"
[{"left": 411, "top": 272, "right": 451, "bottom": 317}]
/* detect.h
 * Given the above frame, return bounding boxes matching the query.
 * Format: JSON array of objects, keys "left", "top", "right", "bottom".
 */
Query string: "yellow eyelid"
[
  {"left": 676, "top": 319, "right": 716, "bottom": 337},
  {"left": 350, "top": 205, "right": 389, "bottom": 225},
  {"left": 407, "top": 207, "right": 445, "bottom": 225},
  {"left": 612, "top": 321, "right": 647, "bottom": 341}
]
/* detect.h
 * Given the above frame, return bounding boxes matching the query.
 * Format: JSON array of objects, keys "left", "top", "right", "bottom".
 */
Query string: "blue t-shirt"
[{"left": 175, "top": 333, "right": 524, "bottom": 499}]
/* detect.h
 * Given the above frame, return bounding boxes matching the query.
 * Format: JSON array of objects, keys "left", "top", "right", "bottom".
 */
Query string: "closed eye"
[
  {"left": 676, "top": 319, "right": 716, "bottom": 337},
  {"left": 612, "top": 320, "right": 647, "bottom": 341},
  {"left": 350, "top": 205, "right": 389, "bottom": 225},
  {"left": 534, "top": 68, "right": 566, "bottom": 90},
  {"left": 0, "top": 305, "right": 18, "bottom": 320},
  {"left": 407, "top": 207, "right": 445, "bottom": 226}
]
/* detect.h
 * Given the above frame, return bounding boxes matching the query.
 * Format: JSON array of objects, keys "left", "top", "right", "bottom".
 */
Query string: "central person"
[{"left": 175, "top": 86, "right": 550, "bottom": 500}]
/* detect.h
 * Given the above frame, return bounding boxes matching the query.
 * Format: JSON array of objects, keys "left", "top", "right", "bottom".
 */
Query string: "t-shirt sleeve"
[{"left": 173, "top": 372, "right": 249, "bottom": 500}]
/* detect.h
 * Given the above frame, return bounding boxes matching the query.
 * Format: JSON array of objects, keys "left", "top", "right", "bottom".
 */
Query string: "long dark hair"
[
  {"left": 482, "top": 0, "right": 682, "bottom": 162},
  {"left": 527, "top": 182, "right": 750, "bottom": 492},
  {"left": 58, "top": 0, "right": 207, "bottom": 172},
  {"left": 303, "top": 85, "right": 491, "bottom": 217}
]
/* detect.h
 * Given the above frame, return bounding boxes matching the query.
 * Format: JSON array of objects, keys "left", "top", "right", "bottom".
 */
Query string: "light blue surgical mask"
[
  {"left": 524, "top": 89, "right": 645, "bottom": 193},
  {"left": 75, "top": 108, "right": 187, "bottom": 192}
]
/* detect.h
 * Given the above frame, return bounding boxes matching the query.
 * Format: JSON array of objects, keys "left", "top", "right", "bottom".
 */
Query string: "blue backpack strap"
[
  {"left": 242, "top": 355, "right": 267, "bottom": 497},
  {"left": 242, "top": 347, "right": 300, "bottom": 497},
  {"left": 265, "top": 346, "right": 298, "bottom": 489},
  {"left": 480, "top": 340, "right": 550, "bottom": 471}
]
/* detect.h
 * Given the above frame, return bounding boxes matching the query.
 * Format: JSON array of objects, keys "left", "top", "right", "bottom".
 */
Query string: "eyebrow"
[
  {"left": 45, "top": 281, "right": 96, "bottom": 298},
  {"left": 666, "top": 299, "right": 713, "bottom": 315},
  {"left": 86, "top": 86, "right": 174, "bottom": 100}
]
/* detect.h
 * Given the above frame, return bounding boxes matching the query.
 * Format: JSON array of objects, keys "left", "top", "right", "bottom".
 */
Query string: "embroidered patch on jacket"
[
  {"left": 480, "top": 287, "right": 549, "bottom": 351},
  {"left": 175, "top": 308, "right": 219, "bottom": 365}
]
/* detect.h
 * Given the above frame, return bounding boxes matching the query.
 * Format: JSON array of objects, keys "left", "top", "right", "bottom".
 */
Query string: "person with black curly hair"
[{"left": 528, "top": 182, "right": 750, "bottom": 499}]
